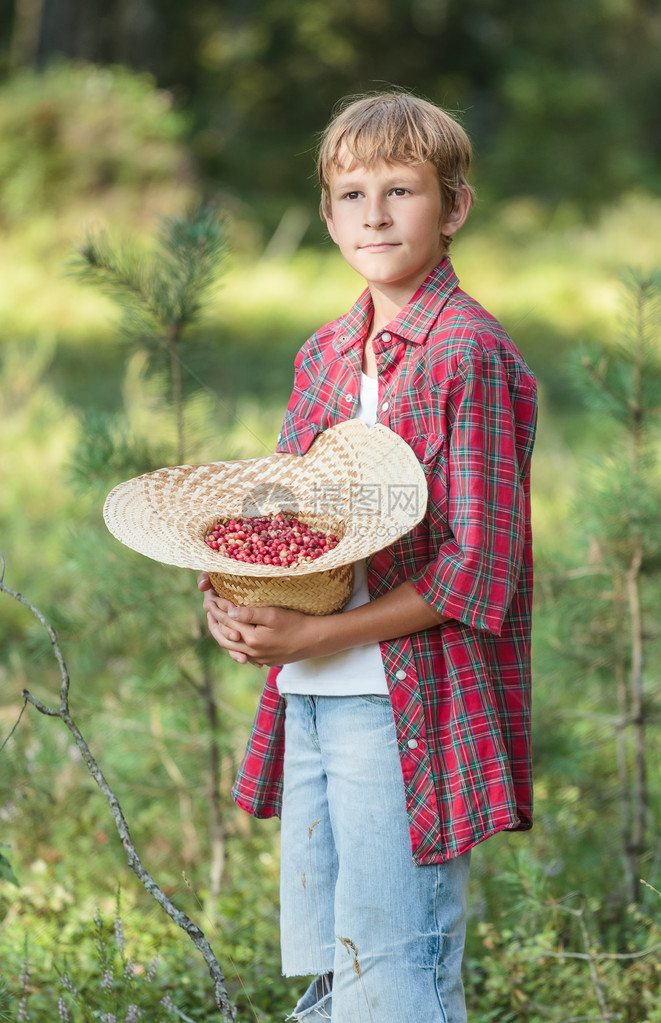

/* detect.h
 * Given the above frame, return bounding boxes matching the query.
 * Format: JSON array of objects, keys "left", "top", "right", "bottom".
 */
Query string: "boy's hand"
[
  {"left": 197, "top": 571, "right": 450, "bottom": 668},
  {"left": 198, "top": 572, "right": 316, "bottom": 667}
]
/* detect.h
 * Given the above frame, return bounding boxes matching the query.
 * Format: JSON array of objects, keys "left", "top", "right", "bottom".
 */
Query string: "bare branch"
[
  {"left": 0, "top": 696, "right": 28, "bottom": 754},
  {"left": 536, "top": 565, "right": 611, "bottom": 585},
  {"left": 0, "top": 561, "right": 236, "bottom": 1022},
  {"left": 1, "top": 577, "right": 71, "bottom": 710},
  {"left": 529, "top": 943, "right": 661, "bottom": 963}
]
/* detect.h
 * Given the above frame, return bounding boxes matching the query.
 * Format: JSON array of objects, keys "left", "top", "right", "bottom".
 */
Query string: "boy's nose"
[{"left": 363, "top": 197, "right": 392, "bottom": 229}]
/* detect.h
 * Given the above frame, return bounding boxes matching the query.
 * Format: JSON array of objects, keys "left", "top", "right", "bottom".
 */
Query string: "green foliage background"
[{"left": 0, "top": 9, "right": 660, "bottom": 1018}]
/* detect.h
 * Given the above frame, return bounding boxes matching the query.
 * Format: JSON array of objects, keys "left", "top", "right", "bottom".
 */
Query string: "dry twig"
[{"left": 0, "top": 554, "right": 236, "bottom": 1022}]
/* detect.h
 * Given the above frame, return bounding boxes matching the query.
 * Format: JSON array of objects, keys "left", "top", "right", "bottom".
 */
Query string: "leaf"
[{"left": 0, "top": 850, "right": 20, "bottom": 887}]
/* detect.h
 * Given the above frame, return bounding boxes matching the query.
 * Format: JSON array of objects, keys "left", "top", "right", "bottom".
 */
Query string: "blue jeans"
[{"left": 279, "top": 694, "right": 471, "bottom": 1023}]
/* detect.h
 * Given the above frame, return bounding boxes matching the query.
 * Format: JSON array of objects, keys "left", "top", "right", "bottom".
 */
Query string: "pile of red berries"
[{"left": 204, "top": 513, "right": 339, "bottom": 567}]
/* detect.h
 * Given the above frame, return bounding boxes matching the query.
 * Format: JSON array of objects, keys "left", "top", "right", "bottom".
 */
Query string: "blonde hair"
[{"left": 317, "top": 92, "right": 475, "bottom": 247}]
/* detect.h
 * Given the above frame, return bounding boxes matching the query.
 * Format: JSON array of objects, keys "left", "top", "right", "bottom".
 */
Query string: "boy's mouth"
[{"left": 359, "top": 242, "right": 400, "bottom": 252}]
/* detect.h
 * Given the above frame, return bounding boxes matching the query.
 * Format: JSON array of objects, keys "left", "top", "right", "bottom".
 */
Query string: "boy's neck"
[
  {"left": 362, "top": 285, "right": 407, "bottom": 376},
  {"left": 361, "top": 257, "right": 449, "bottom": 372},
  {"left": 365, "top": 280, "right": 417, "bottom": 343}
]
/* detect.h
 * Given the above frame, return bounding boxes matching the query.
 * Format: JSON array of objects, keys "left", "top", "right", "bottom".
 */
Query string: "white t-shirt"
[{"left": 277, "top": 372, "right": 389, "bottom": 697}]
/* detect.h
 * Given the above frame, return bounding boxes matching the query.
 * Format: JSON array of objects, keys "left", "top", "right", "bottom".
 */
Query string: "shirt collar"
[{"left": 332, "top": 258, "right": 460, "bottom": 355}]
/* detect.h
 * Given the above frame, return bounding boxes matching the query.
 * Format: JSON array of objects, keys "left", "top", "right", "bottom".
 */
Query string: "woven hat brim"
[{"left": 103, "top": 420, "right": 427, "bottom": 577}]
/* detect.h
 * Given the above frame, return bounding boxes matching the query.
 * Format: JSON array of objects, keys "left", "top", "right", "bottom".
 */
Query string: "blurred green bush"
[{"left": 0, "top": 62, "right": 193, "bottom": 226}]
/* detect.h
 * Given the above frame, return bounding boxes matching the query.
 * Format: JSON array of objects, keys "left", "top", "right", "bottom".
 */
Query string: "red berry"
[{"left": 204, "top": 514, "right": 339, "bottom": 567}]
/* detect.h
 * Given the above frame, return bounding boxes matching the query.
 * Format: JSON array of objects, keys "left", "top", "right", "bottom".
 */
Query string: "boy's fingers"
[
  {"left": 227, "top": 604, "right": 275, "bottom": 627},
  {"left": 197, "top": 572, "right": 211, "bottom": 591},
  {"left": 230, "top": 652, "right": 264, "bottom": 667},
  {"left": 203, "top": 593, "right": 237, "bottom": 617},
  {"left": 213, "top": 615, "right": 252, "bottom": 643},
  {"left": 208, "top": 614, "right": 248, "bottom": 648}
]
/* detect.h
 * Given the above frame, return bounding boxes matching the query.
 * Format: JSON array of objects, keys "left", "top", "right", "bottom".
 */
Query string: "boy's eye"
[
  {"left": 390, "top": 187, "right": 408, "bottom": 196},
  {"left": 343, "top": 191, "right": 361, "bottom": 200}
]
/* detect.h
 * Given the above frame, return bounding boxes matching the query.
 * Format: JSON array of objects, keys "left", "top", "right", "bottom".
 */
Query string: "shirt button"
[
  {"left": 395, "top": 669, "right": 406, "bottom": 681},
  {"left": 381, "top": 331, "right": 392, "bottom": 342},
  {"left": 407, "top": 739, "right": 418, "bottom": 750},
  {"left": 344, "top": 392, "right": 354, "bottom": 403},
  {"left": 381, "top": 401, "right": 390, "bottom": 412}
]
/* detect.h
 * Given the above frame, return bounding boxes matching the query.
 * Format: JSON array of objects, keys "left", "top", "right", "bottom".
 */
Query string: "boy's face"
[{"left": 323, "top": 154, "right": 468, "bottom": 304}]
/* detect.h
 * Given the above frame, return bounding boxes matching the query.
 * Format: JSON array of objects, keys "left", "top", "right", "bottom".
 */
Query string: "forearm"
[{"left": 305, "top": 581, "right": 451, "bottom": 658}]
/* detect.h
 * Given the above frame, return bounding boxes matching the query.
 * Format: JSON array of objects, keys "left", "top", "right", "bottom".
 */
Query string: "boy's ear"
[
  {"left": 323, "top": 206, "right": 339, "bottom": 245},
  {"left": 440, "top": 185, "right": 472, "bottom": 238}
]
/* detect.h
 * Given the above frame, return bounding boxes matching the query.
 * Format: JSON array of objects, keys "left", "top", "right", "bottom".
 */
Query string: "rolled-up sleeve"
[{"left": 409, "top": 348, "right": 525, "bottom": 635}]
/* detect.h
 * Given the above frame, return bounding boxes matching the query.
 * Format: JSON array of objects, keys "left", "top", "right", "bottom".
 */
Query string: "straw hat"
[{"left": 103, "top": 419, "right": 427, "bottom": 614}]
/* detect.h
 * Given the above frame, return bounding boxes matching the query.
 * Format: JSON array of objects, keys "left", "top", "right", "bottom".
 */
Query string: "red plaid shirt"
[{"left": 231, "top": 259, "right": 537, "bottom": 864}]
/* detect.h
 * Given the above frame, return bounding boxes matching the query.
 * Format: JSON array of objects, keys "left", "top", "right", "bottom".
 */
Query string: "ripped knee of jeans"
[{"left": 286, "top": 973, "right": 333, "bottom": 1021}]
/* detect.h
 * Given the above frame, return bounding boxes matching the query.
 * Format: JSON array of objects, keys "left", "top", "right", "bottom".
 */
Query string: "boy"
[{"left": 199, "top": 92, "right": 537, "bottom": 1022}]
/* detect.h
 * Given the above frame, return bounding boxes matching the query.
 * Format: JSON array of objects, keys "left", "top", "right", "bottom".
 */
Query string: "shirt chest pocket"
[
  {"left": 276, "top": 361, "right": 355, "bottom": 453},
  {"left": 404, "top": 432, "right": 449, "bottom": 529}
]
